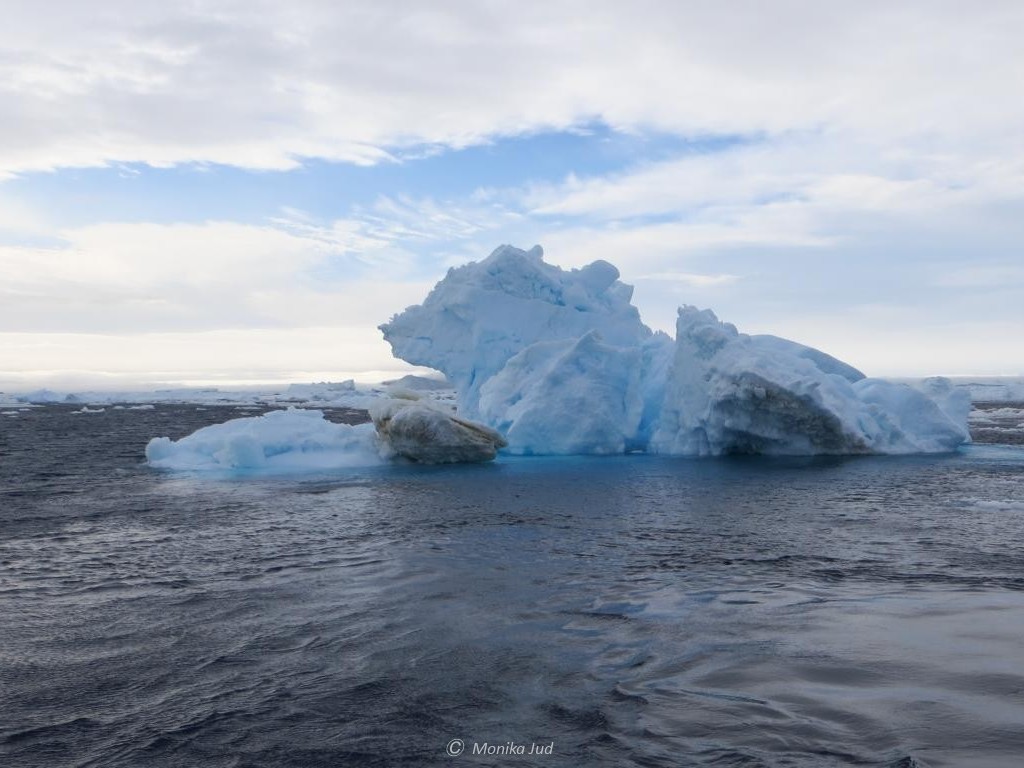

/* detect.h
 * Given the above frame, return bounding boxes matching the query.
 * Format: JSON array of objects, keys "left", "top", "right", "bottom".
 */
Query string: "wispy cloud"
[{"left": 2, "top": 2, "right": 1023, "bottom": 176}]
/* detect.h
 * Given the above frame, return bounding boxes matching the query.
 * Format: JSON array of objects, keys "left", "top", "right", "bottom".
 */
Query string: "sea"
[{"left": 1, "top": 401, "right": 1023, "bottom": 767}]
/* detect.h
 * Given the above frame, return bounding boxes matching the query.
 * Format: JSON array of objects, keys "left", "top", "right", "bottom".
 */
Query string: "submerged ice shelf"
[{"left": 148, "top": 244, "right": 971, "bottom": 470}]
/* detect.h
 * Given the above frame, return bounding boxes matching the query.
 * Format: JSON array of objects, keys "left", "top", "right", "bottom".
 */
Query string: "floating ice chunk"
[
  {"left": 145, "top": 408, "right": 383, "bottom": 471},
  {"left": 17, "top": 389, "right": 63, "bottom": 403},
  {"left": 370, "top": 395, "right": 506, "bottom": 463},
  {"left": 380, "top": 244, "right": 653, "bottom": 417}
]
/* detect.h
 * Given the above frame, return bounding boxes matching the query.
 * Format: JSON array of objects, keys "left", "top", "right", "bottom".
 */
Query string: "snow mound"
[{"left": 145, "top": 408, "right": 383, "bottom": 471}]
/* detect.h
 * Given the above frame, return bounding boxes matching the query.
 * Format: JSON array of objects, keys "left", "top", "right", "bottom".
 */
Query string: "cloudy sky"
[{"left": 2, "top": 0, "right": 1022, "bottom": 389}]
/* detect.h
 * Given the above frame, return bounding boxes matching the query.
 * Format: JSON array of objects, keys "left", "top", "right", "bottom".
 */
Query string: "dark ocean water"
[{"left": 2, "top": 404, "right": 1024, "bottom": 768}]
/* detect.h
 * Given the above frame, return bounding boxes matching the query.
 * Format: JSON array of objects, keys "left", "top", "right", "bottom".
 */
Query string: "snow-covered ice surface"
[
  {"left": 383, "top": 245, "right": 972, "bottom": 457},
  {"left": 968, "top": 403, "right": 1024, "bottom": 446}
]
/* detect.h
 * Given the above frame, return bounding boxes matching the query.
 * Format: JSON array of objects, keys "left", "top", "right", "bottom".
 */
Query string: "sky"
[{"left": 1, "top": 0, "right": 1023, "bottom": 389}]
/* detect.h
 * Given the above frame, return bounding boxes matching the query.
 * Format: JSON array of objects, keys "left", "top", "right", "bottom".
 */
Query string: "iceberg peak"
[{"left": 380, "top": 243, "right": 651, "bottom": 417}]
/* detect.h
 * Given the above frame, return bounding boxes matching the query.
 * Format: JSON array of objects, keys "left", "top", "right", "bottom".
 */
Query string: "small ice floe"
[
  {"left": 73, "top": 406, "right": 106, "bottom": 414},
  {"left": 146, "top": 408, "right": 382, "bottom": 471}
]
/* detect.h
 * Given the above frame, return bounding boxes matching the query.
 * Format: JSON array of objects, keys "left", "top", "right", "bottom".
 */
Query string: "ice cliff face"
[{"left": 382, "top": 245, "right": 970, "bottom": 457}]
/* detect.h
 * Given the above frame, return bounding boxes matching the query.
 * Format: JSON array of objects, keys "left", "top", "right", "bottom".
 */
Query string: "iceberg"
[
  {"left": 149, "top": 243, "right": 970, "bottom": 469},
  {"left": 381, "top": 245, "right": 970, "bottom": 457}
]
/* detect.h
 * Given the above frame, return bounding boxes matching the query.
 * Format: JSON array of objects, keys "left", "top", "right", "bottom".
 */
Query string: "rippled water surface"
[{"left": 2, "top": 404, "right": 1024, "bottom": 767}]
